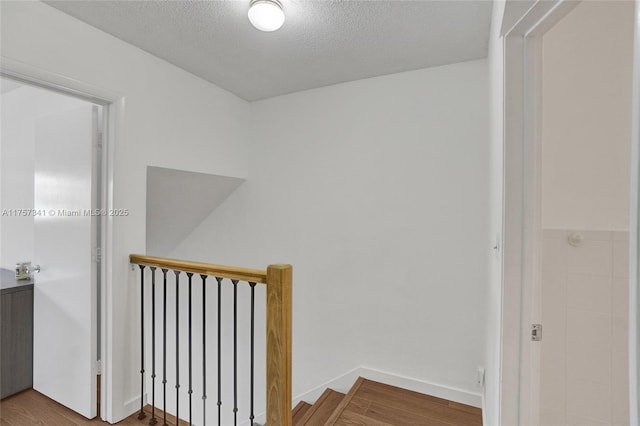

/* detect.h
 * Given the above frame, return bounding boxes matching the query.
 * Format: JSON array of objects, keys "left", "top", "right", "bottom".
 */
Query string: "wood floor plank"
[
  {"left": 297, "top": 388, "right": 344, "bottom": 426},
  {"left": 334, "top": 409, "right": 392, "bottom": 426},
  {"left": 362, "top": 401, "right": 458, "bottom": 426},
  {"left": 297, "top": 388, "right": 333, "bottom": 425},
  {"left": 2, "top": 380, "right": 483, "bottom": 426},
  {"left": 448, "top": 401, "right": 482, "bottom": 416},
  {"left": 325, "top": 376, "right": 365, "bottom": 425},
  {"left": 141, "top": 404, "right": 188, "bottom": 426},
  {"left": 293, "top": 401, "right": 311, "bottom": 417},
  {"left": 293, "top": 401, "right": 312, "bottom": 425},
  {"left": 345, "top": 396, "right": 370, "bottom": 416},
  {"left": 359, "top": 379, "right": 451, "bottom": 407},
  {"left": 0, "top": 390, "right": 175, "bottom": 426},
  {"left": 354, "top": 379, "right": 482, "bottom": 426},
  {"left": 1, "top": 390, "right": 98, "bottom": 426}
]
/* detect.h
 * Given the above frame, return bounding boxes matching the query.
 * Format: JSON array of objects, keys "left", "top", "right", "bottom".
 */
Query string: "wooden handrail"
[
  {"left": 130, "top": 254, "right": 292, "bottom": 425},
  {"left": 129, "top": 254, "right": 268, "bottom": 283}
]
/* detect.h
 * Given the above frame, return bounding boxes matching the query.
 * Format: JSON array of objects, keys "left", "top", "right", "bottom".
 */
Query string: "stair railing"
[{"left": 130, "top": 254, "right": 292, "bottom": 426}]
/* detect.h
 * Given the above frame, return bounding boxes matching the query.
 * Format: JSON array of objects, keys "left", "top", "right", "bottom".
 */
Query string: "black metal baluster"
[
  {"left": 174, "top": 270, "right": 181, "bottom": 424},
  {"left": 187, "top": 272, "right": 193, "bottom": 426},
  {"left": 138, "top": 265, "right": 146, "bottom": 420},
  {"left": 150, "top": 267, "right": 158, "bottom": 426},
  {"left": 162, "top": 268, "right": 168, "bottom": 426},
  {"left": 216, "top": 277, "right": 223, "bottom": 426},
  {"left": 232, "top": 280, "right": 239, "bottom": 426},
  {"left": 249, "top": 282, "right": 256, "bottom": 426},
  {"left": 201, "top": 275, "right": 208, "bottom": 426}
]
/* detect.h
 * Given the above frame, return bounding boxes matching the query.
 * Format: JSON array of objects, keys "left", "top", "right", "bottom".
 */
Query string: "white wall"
[
  {"left": 484, "top": 1, "right": 506, "bottom": 425},
  {"left": 0, "top": 2, "right": 250, "bottom": 422},
  {"left": 0, "top": 84, "right": 89, "bottom": 271},
  {"left": 2, "top": 1, "right": 493, "bottom": 420},
  {"left": 542, "top": 1, "right": 634, "bottom": 232},
  {"left": 173, "top": 59, "right": 490, "bottom": 403}
]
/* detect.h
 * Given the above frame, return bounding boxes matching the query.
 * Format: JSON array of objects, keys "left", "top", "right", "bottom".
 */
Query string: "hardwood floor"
[
  {"left": 2, "top": 379, "right": 483, "bottom": 426},
  {"left": 321, "top": 378, "right": 483, "bottom": 426},
  {"left": 339, "top": 378, "right": 481, "bottom": 426},
  {"left": 297, "top": 389, "right": 345, "bottom": 426},
  {"left": 0, "top": 390, "right": 171, "bottom": 426}
]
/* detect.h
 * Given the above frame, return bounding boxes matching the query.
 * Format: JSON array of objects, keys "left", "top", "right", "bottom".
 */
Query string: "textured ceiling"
[{"left": 45, "top": 1, "right": 492, "bottom": 101}]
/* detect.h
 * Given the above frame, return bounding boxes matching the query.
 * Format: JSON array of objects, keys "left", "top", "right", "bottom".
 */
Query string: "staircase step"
[
  {"left": 325, "top": 376, "right": 365, "bottom": 424},
  {"left": 292, "top": 401, "right": 313, "bottom": 424},
  {"left": 326, "top": 377, "right": 483, "bottom": 426},
  {"left": 296, "top": 388, "right": 345, "bottom": 425}
]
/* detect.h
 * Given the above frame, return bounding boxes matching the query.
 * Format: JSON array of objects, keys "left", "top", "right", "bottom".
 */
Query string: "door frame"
[
  {"left": 630, "top": 2, "right": 640, "bottom": 421},
  {"left": 501, "top": 1, "right": 640, "bottom": 425},
  {"left": 1, "top": 56, "right": 124, "bottom": 422}
]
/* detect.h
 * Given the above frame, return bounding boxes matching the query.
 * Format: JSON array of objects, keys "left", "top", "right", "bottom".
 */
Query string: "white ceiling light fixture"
[{"left": 248, "top": 0, "right": 285, "bottom": 32}]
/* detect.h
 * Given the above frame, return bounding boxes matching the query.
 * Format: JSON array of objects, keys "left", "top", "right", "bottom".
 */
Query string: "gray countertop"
[{"left": 1, "top": 268, "right": 34, "bottom": 292}]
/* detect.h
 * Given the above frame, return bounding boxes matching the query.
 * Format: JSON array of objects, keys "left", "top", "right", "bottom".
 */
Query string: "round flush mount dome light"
[{"left": 248, "top": 0, "right": 285, "bottom": 32}]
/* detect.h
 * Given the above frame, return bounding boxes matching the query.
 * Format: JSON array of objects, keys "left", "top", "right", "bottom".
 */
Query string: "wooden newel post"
[{"left": 266, "top": 264, "right": 292, "bottom": 426}]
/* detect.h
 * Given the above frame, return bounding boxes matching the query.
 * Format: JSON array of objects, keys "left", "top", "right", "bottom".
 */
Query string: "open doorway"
[
  {"left": 0, "top": 76, "right": 105, "bottom": 419},
  {"left": 537, "top": 3, "right": 634, "bottom": 425},
  {"left": 501, "top": 1, "right": 639, "bottom": 425}
]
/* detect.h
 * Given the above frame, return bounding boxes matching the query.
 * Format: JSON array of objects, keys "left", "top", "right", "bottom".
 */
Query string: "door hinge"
[
  {"left": 95, "top": 360, "right": 102, "bottom": 375},
  {"left": 531, "top": 324, "right": 542, "bottom": 341},
  {"left": 93, "top": 247, "right": 102, "bottom": 263},
  {"left": 97, "top": 132, "right": 103, "bottom": 148}
]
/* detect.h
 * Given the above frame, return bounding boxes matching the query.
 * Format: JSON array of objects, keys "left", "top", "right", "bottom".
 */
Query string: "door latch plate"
[{"left": 531, "top": 324, "right": 542, "bottom": 341}]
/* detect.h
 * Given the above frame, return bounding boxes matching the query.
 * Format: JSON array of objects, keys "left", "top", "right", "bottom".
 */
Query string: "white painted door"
[{"left": 33, "top": 105, "right": 98, "bottom": 419}]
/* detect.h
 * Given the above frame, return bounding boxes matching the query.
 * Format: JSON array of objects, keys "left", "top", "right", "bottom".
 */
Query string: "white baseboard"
[
  {"left": 481, "top": 391, "right": 488, "bottom": 426},
  {"left": 121, "top": 393, "right": 146, "bottom": 422},
  {"left": 292, "top": 366, "right": 362, "bottom": 406},
  {"left": 360, "top": 367, "right": 481, "bottom": 408}
]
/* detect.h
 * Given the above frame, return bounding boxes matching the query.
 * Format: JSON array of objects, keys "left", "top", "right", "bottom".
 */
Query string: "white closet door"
[{"left": 33, "top": 104, "right": 98, "bottom": 419}]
